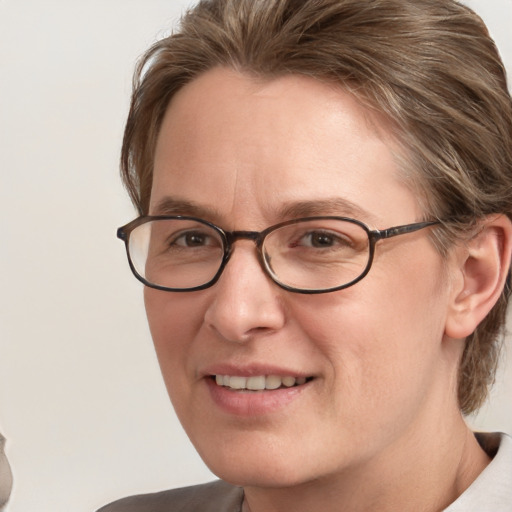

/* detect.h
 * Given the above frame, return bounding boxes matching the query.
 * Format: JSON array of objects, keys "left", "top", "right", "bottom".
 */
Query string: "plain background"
[{"left": 0, "top": 1, "right": 510, "bottom": 511}]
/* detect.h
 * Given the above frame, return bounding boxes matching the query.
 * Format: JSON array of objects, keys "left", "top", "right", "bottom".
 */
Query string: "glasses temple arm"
[{"left": 375, "top": 220, "right": 440, "bottom": 240}]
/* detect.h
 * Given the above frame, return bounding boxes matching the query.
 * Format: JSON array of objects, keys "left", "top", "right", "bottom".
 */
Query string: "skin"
[{"left": 144, "top": 68, "right": 495, "bottom": 512}]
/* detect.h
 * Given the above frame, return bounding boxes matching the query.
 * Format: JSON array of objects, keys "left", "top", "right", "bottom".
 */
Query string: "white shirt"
[{"left": 445, "top": 432, "right": 512, "bottom": 511}]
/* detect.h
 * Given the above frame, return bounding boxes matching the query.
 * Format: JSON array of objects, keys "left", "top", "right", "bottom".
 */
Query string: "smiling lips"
[
  {"left": 214, "top": 374, "right": 309, "bottom": 390},
  {"left": 205, "top": 371, "right": 312, "bottom": 416}
]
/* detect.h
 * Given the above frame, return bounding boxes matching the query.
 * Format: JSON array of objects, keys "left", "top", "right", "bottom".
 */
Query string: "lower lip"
[{"left": 205, "top": 377, "right": 310, "bottom": 416}]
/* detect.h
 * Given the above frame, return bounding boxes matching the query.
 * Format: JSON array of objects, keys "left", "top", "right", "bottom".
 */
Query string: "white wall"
[{"left": 0, "top": 1, "right": 510, "bottom": 511}]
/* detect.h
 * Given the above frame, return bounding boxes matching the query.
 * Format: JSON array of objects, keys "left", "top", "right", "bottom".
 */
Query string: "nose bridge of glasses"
[
  {"left": 225, "top": 230, "right": 263, "bottom": 246},
  {"left": 223, "top": 230, "right": 267, "bottom": 270}
]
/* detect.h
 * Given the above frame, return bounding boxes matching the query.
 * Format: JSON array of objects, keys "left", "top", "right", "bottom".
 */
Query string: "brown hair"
[{"left": 121, "top": 0, "right": 512, "bottom": 414}]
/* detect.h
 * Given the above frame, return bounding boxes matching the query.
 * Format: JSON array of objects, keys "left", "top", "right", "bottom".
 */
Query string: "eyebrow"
[
  {"left": 151, "top": 197, "right": 221, "bottom": 218},
  {"left": 151, "top": 196, "right": 378, "bottom": 225},
  {"left": 277, "top": 198, "right": 378, "bottom": 224}
]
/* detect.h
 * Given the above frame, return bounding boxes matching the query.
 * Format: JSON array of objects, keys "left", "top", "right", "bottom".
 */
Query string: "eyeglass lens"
[{"left": 127, "top": 218, "right": 371, "bottom": 292}]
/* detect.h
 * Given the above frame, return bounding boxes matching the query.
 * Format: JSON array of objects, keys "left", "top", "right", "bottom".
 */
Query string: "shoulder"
[{"left": 97, "top": 480, "right": 243, "bottom": 512}]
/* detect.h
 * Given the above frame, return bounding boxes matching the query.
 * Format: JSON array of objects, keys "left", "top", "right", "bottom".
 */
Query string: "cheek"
[
  {"left": 291, "top": 258, "right": 449, "bottom": 414},
  {"left": 143, "top": 289, "right": 205, "bottom": 388},
  {"left": 144, "top": 286, "right": 207, "bottom": 339}
]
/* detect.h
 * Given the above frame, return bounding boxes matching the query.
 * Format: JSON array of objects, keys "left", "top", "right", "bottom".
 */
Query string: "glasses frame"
[{"left": 117, "top": 215, "right": 439, "bottom": 294}]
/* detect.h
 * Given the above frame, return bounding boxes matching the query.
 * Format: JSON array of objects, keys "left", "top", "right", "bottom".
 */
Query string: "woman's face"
[{"left": 145, "top": 68, "right": 458, "bottom": 488}]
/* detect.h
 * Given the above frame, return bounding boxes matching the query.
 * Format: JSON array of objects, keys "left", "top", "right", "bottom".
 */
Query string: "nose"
[{"left": 204, "top": 241, "right": 286, "bottom": 343}]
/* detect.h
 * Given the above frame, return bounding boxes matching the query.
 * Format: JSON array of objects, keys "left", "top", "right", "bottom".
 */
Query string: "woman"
[{"left": 100, "top": 0, "right": 512, "bottom": 510}]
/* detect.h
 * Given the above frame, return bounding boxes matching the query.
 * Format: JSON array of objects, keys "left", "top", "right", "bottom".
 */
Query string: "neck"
[{"left": 242, "top": 418, "right": 490, "bottom": 512}]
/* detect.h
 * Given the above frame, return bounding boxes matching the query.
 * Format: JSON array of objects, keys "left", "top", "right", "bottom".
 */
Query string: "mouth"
[
  {"left": 205, "top": 370, "right": 314, "bottom": 415},
  {"left": 212, "top": 374, "right": 313, "bottom": 391}
]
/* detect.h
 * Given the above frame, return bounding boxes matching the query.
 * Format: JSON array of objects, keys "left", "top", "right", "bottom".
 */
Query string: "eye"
[
  {"left": 171, "top": 230, "right": 218, "bottom": 248},
  {"left": 303, "top": 231, "right": 337, "bottom": 248},
  {"left": 293, "top": 230, "right": 352, "bottom": 249}
]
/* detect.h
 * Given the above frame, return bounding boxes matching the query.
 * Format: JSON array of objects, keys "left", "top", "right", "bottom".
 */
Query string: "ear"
[{"left": 444, "top": 215, "right": 512, "bottom": 340}]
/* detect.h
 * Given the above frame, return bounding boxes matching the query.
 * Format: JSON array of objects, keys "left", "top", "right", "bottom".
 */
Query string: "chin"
[
  {"left": 193, "top": 434, "right": 328, "bottom": 489},
  {"left": 211, "top": 463, "right": 315, "bottom": 489}
]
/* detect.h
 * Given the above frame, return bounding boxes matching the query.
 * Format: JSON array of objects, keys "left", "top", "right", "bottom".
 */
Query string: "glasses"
[{"left": 117, "top": 216, "right": 439, "bottom": 294}]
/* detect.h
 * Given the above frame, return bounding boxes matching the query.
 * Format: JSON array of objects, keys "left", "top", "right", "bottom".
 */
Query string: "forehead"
[{"left": 151, "top": 68, "right": 422, "bottom": 227}]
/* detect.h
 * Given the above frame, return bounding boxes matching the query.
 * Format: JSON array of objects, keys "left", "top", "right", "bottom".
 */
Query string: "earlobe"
[{"left": 444, "top": 215, "right": 512, "bottom": 340}]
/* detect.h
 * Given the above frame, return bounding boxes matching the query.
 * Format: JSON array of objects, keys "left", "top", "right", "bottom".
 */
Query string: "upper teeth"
[{"left": 215, "top": 375, "right": 307, "bottom": 390}]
